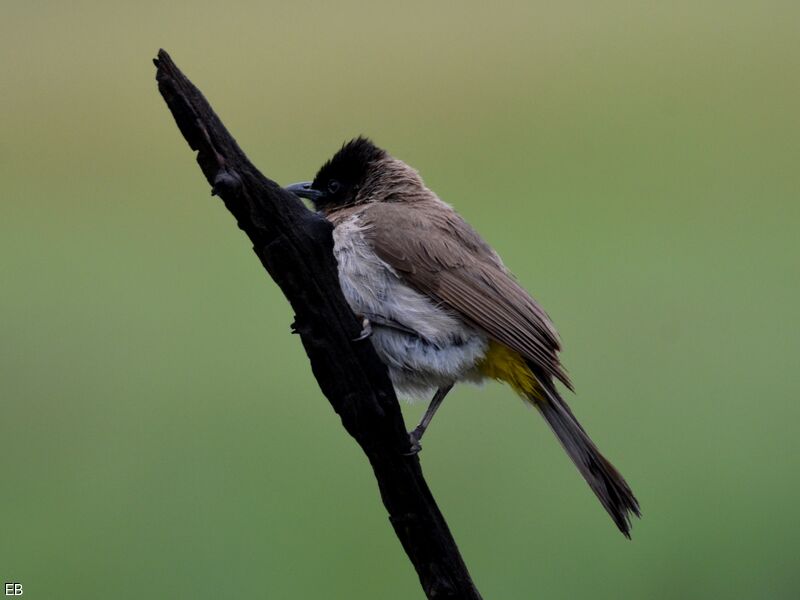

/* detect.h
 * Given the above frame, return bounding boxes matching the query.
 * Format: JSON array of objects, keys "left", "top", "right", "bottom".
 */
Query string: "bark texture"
[{"left": 154, "top": 50, "right": 482, "bottom": 600}]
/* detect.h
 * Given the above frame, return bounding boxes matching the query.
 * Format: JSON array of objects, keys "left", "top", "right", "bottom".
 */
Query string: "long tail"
[{"left": 529, "top": 373, "right": 641, "bottom": 537}]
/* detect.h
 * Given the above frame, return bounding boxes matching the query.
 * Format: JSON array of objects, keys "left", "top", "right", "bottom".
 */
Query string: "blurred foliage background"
[{"left": 2, "top": 1, "right": 799, "bottom": 598}]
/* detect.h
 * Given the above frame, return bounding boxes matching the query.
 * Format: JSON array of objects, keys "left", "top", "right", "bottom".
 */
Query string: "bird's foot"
[
  {"left": 403, "top": 430, "right": 423, "bottom": 456},
  {"left": 352, "top": 316, "right": 372, "bottom": 341}
]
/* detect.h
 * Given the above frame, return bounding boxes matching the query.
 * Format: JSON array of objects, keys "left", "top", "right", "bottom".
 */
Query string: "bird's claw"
[
  {"left": 353, "top": 316, "right": 372, "bottom": 341},
  {"left": 403, "top": 431, "right": 422, "bottom": 456}
]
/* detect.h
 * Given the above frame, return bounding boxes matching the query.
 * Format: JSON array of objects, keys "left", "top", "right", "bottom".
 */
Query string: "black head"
[{"left": 286, "top": 137, "right": 386, "bottom": 210}]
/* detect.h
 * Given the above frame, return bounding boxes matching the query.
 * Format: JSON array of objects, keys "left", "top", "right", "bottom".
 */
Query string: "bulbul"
[{"left": 286, "top": 137, "right": 640, "bottom": 537}]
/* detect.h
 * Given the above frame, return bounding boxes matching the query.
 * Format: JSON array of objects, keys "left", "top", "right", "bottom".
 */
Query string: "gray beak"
[{"left": 285, "top": 181, "right": 323, "bottom": 202}]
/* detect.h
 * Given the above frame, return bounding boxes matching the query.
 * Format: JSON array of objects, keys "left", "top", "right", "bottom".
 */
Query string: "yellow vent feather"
[{"left": 477, "top": 340, "right": 542, "bottom": 402}]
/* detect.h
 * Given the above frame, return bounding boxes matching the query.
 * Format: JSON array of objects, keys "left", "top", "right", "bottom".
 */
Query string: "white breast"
[{"left": 332, "top": 214, "right": 488, "bottom": 399}]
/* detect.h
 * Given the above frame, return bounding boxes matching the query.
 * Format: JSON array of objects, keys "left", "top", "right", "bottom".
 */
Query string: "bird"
[{"left": 286, "top": 137, "right": 641, "bottom": 538}]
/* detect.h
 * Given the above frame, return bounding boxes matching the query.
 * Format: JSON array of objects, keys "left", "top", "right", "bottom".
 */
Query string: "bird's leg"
[{"left": 406, "top": 384, "right": 454, "bottom": 455}]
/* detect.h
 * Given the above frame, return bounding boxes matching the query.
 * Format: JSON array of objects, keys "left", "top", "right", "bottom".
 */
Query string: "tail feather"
[{"left": 530, "top": 378, "right": 641, "bottom": 538}]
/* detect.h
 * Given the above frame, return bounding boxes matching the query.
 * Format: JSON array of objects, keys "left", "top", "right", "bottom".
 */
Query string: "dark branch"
[{"left": 153, "top": 50, "right": 482, "bottom": 600}]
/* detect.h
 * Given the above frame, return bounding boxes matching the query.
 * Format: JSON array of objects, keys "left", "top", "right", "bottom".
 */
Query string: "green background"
[{"left": 2, "top": 2, "right": 799, "bottom": 598}]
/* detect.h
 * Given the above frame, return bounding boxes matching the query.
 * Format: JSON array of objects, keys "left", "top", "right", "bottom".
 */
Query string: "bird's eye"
[{"left": 327, "top": 179, "right": 341, "bottom": 194}]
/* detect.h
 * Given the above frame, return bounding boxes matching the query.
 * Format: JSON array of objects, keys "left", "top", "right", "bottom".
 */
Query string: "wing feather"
[{"left": 360, "top": 200, "right": 572, "bottom": 389}]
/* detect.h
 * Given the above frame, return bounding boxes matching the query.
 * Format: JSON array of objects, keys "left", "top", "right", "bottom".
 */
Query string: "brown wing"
[{"left": 360, "top": 200, "right": 572, "bottom": 389}]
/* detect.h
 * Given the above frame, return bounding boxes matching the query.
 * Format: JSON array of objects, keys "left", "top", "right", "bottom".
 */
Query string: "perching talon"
[
  {"left": 403, "top": 431, "right": 422, "bottom": 456},
  {"left": 353, "top": 316, "right": 372, "bottom": 341}
]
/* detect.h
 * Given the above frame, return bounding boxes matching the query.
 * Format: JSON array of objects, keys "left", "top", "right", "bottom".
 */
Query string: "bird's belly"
[
  {"left": 368, "top": 328, "right": 488, "bottom": 399},
  {"left": 332, "top": 215, "right": 488, "bottom": 399}
]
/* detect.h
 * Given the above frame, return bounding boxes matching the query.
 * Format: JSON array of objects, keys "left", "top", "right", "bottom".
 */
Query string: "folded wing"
[{"left": 361, "top": 200, "right": 572, "bottom": 389}]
